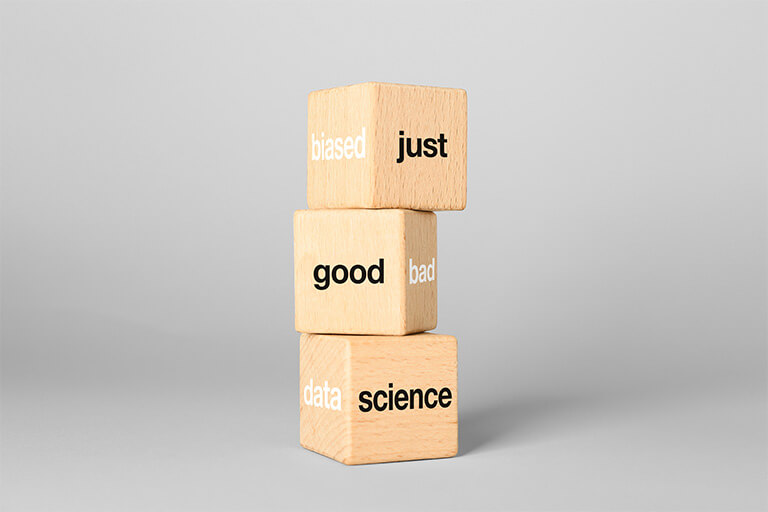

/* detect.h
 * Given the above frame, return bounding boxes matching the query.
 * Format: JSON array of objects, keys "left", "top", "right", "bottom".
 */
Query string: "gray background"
[{"left": 1, "top": 1, "right": 766, "bottom": 511}]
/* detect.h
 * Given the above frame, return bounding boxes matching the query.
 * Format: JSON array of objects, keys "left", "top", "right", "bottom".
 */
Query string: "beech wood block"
[
  {"left": 307, "top": 82, "right": 467, "bottom": 211},
  {"left": 299, "top": 333, "right": 458, "bottom": 465},
  {"left": 294, "top": 209, "right": 437, "bottom": 335}
]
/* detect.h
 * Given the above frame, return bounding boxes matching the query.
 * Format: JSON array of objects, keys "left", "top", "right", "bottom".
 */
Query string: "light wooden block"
[
  {"left": 294, "top": 209, "right": 437, "bottom": 335},
  {"left": 299, "top": 333, "right": 458, "bottom": 465},
  {"left": 307, "top": 82, "right": 467, "bottom": 211}
]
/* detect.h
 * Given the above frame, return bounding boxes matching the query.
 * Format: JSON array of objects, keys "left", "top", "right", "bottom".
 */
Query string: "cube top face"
[
  {"left": 294, "top": 209, "right": 437, "bottom": 335},
  {"left": 307, "top": 82, "right": 467, "bottom": 211},
  {"left": 300, "top": 333, "right": 458, "bottom": 465}
]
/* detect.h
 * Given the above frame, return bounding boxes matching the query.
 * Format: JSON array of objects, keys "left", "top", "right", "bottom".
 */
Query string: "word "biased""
[{"left": 311, "top": 128, "right": 366, "bottom": 161}]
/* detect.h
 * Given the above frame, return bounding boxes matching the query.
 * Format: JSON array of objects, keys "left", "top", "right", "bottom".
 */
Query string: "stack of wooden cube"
[{"left": 294, "top": 82, "right": 467, "bottom": 465}]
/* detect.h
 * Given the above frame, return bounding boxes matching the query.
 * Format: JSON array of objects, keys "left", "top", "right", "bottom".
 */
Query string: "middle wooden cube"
[{"left": 294, "top": 209, "right": 437, "bottom": 335}]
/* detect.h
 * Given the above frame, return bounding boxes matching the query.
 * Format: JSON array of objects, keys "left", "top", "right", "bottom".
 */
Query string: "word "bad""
[{"left": 409, "top": 258, "right": 435, "bottom": 284}]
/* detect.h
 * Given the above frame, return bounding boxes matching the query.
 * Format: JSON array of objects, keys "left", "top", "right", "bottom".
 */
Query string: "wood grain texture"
[
  {"left": 294, "top": 209, "right": 437, "bottom": 335},
  {"left": 299, "top": 334, "right": 351, "bottom": 463},
  {"left": 307, "top": 82, "right": 466, "bottom": 211},
  {"left": 307, "top": 84, "right": 375, "bottom": 208},
  {"left": 300, "top": 333, "right": 458, "bottom": 465}
]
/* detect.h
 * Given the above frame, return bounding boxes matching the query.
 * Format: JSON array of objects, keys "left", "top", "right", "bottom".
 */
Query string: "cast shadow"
[{"left": 458, "top": 391, "right": 635, "bottom": 456}]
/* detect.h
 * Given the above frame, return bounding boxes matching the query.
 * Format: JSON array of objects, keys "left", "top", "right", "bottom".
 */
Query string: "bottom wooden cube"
[{"left": 299, "top": 333, "right": 458, "bottom": 465}]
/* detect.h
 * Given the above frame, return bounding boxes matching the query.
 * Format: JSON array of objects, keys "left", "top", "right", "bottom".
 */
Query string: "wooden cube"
[
  {"left": 294, "top": 209, "right": 437, "bottom": 335},
  {"left": 299, "top": 333, "right": 458, "bottom": 465},
  {"left": 307, "top": 82, "right": 467, "bottom": 211}
]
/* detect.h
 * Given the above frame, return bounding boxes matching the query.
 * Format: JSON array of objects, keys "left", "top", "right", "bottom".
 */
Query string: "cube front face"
[
  {"left": 294, "top": 209, "right": 437, "bottom": 335},
  {"left": 307, "top": 82, "right": 467, "bottom": 211},
  {"left": 300, "top": 333, "right": 458, "bottom": 465}
]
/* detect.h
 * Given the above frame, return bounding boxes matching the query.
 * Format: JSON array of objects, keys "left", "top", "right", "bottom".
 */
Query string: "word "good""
[{"left": 313, "top": 259, "right": 384, "bottom": 290}]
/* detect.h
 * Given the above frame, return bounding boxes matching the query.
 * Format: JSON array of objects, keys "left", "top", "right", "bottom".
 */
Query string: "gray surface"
[{"left": 1, "top": 1, "right": 766, "bottom": 511}]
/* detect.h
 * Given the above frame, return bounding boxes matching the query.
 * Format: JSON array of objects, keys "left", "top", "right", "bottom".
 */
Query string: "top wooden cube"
[{"left": 307, "top": 82, "right": 467, "bottom": 211}]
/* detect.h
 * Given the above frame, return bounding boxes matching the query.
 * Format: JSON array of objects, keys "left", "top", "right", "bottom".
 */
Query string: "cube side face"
[
  {"left": 346, "top": 334, "right": 458, "bottom": 464},
  {"left": 307, "top": 84, "right": 375, "bottom": 208},
  {"left": 299, "top": 334, "right": 351, "bottom": 463},
  {"left": 294, "top": 209, "right": 408, "bottom": 335},
  {"left": 371, "top": 83, "right": 467, "bottom": 210},
  {"left": 404, "top": 211, "right": 438, "bottom": 333}
]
